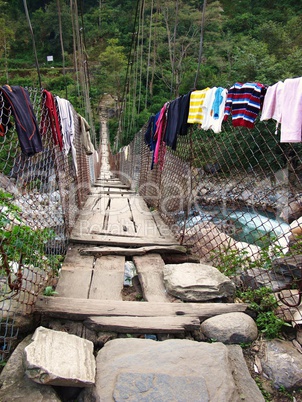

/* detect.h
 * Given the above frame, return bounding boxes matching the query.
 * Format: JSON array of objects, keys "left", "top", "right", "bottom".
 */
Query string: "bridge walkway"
[{"left": 35, "top": 126, "right": 248, "bottom": 335}]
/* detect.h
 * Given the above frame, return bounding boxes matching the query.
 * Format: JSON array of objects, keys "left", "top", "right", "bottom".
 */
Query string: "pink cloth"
[
  {"left": 280, "top": 77, "right": 302, "bottom": 143},
  {"left": 153, "top": 103, "right": 167, "bottom": 164},
  {"left": 260, "top": 81, "right": 284, "bottom": 123}
]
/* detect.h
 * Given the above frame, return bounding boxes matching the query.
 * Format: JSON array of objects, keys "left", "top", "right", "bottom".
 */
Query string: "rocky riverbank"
[{"left": 191, "top": 169, "right": 302, "bottom": 223}]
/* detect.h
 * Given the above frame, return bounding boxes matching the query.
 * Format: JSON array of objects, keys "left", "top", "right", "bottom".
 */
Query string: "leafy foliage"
[
  {"left": 238, "top": 287, "right": 291, "bottom": 339},
  {"left": 0, "top": 189, "right": 60, "bottom": 296},
  {"left": 0, "top": 0, "right": 301, "bottom": 146}
]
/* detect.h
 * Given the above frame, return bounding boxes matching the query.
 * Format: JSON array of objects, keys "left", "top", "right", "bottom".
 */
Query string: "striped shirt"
[
  {"left": 187, "top": 88, "right": 210, "bottom": 124},
  {"left": 223, "top": 82, "right": 266, "bottom": 128}
]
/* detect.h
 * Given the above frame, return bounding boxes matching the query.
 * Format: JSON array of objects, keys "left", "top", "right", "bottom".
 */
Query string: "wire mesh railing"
[
  {"left": 0, "top": 87, "right": 99, "bottom": 362},
  {"left": 113, "top": 118, "right": 302, "bottom": 326}
]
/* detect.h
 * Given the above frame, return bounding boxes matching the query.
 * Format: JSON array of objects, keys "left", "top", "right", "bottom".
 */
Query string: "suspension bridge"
[{"left": 34, "top": 113, "right": 249, "bottom": 335}]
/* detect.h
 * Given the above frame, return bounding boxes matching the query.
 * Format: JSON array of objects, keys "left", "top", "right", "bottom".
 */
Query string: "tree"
[
  {"left": 0, "top": 18, "right": 14, "bottom": 82},
  {"left": 98, "top": 38, "right": 127, "bottom": 101}
]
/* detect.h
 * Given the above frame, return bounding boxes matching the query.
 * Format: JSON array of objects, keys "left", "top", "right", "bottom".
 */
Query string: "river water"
[{"left": 180, "top": 205, "right": 290, "bottom": 246}]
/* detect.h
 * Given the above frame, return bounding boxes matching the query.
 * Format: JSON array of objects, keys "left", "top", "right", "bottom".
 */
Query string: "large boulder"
[
  {"left": 163, "top": 263, "right": 236, "bottom": 301},
  {"left": 240, "top": 268, "right": 292, "bottom": 292},
  {"left": 82, "top": 338, "right": 264, "bottom": 402},
  {"left": 24, "top": 326, "right": 96, "bottom": 387},
  {"left": 200, "top": 312, "right": 258, "bottom": 344},
  {"left": 182, "top": 222, "right": 237, "bottom": 259},
  {"left": 261, "top": 339, "right": 302, "bottom": 390},
  {"left": 0, "top": 335, "right": 60, "bottom": 401}
]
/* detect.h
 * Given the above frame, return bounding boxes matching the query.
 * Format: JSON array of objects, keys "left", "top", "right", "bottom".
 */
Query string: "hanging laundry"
[
  {"left": 41, "top": 89, "right": 63, "bottom": 150},
  {"left": 223, "top": 82, "right": 266, "bottom": 128},
  {"left": 209, "top": 87, "right": 228, "bottom": 133},
  {"left": 201, "top": 87, "right": 217, "bottom": 130},
  {"left": 144, "top": 112, "right": 160, "bottom": 170},
  {"left": 260, "top": 81, "right": 283, "bottom": 123},
  {"left": 0, "top": 85, "right": 43, "bottom": 156},
  {"left": 164, "top": 91, "right": 192, "bottom": 151},
  {"left": 78, "top": 114, "right": 95, "bottom": 155},
  {"left": 187, "top": 88, "right": 210, "bottom": 124},
  {"left": 124, "top": 145, "right": 130, "bottom": 160},
  {"left": 56, "top": 96, "right": 77, "bottom": 174},
  {"left": 279, "top": 77, "right": 302, "bottom": 143},
  {"left": 154, "top": 103, "right": 168, "bottom": 166}
]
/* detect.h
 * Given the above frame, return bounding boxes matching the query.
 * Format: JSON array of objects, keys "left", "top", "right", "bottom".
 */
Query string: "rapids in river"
[{"left": 179, "top": 205, "right": 290, "bottom": 246}]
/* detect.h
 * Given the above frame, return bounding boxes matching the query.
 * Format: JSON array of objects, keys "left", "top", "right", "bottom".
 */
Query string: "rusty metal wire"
[
  {"left": 113, "top": 118, "right": 302, "bottom": 326},
  {"left": 0, "top": 87, "right": 98, "bottom": 362}
]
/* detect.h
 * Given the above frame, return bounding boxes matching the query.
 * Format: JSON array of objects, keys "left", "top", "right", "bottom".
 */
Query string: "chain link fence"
[
  {"left": 0, "top": 87, "right": 99, "bottom": 362},
  {"left": 113, "top": 119, "right": 302, "bottom": 326}
]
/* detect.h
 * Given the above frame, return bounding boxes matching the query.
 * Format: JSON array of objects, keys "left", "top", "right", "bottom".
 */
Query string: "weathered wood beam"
[
  {"left": 78, "top": 244, "right": 188, "bottom": 257},
  {"left": 83, "top": 316, "right": 200, "bottom": 334},
  {"left": 35, "top": 296, "right": 250, "bottom": 321}
]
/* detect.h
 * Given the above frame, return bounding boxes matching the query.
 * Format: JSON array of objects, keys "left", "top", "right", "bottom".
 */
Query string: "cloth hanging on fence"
[
  {"left": 41, "top": 89, "right": 63, "bottom": 151},
  {"left": 0, "top": 85, "right": 43, "bottom": 156},
  {"left": 223, "top": 82, "right": 266, "bottom": 128},
  {"left": 187, "top": 88, "right": 210, "bottom": 124},
  {"left": 260, "top": 81, "right": 283, "bottom": 124},
  {"left": 144, "top": 112, "right": 160, "bottom": 169},
  {"left": 78, "top": 114, "right": 95, "bottom": 155},
  {"left": 154, "top": 103, "right": 168, "bottom": 165},
  {"left": 279, "top": 77, "right": 302, "bottom": 143},
  {"left": 209, "top": 87, "right": 228, "bottom": 133},
  {"left": 200, "top": 87, "right": 217, "bottom": 130},
  {"left": 56, "top": 96, "right": 77, "bottom": 174},
  {"left": 164, "top": 91, "right": 191, "bottom": 150}
]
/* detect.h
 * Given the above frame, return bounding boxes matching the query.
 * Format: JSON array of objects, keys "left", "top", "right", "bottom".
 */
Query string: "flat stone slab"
[
  {"left": 83, "top": 338, "right": 264, "bottom": 402},
  {"left": 163, "top": 263, "right": 236, "bottom": 301},
  {"left": 113, "top": 372, "right": 209, "bottom": 402},
  {"left": 0, "top": 335, "right": 61, "bottom": 402},
  {"left": 24, "top": 326, "right": 96, "bottom": 387}
]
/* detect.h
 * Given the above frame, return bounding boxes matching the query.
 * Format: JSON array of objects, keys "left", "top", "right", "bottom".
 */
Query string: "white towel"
[{"left": 280, "top": 77, "right": 302, "bottom": 143}]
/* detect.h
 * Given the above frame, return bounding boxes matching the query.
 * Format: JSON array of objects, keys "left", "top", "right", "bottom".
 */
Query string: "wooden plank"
[
  {"left": 107, "top": 197, "right": 135, "bottom": 235},
  {"left": 55, "top": 269, "right": 92, "bottom": 299},
  {"left": 84, "top": 316, "right": 200, "bottom": 334},
  {"left": 70, "top": 233, "right": 179, "bottom": 246},
  {"left": 89, "top": 255, "right": 125, "bottom": 301},
  {"left": 82, "top": 195, "right": 99, "bottom": 210},
  {"left": 133, "top": 254, "right": 171, "bottom": 302},
  {"left": 128, "top": 196, "right": 162, "bottom": 239},
  {"left": 79, "top": 244, "right": 188, "bottom": 257},
  {"left": 92, "top": 195, "right": 111, "bottom": 212},
  {"left": 94, "top": 183, "right": 130, "bottom": 189},
  {"left": 91, "top": 189, "right": 136, "bottom": 195},
  {"left": 71, "top": 212, "right": 107, "bottom": 236},
  {"left": 35, "top": 297, "right": 249, "bottom": 321},
  {"left": 55, "top": 246, "right": 94, "bottom": 299},
  {"left": 151, "top": 211, "right": 177, "bottom": 239},
  {"left": 62, "top": 246, "right": 94, "bottom": 268}
]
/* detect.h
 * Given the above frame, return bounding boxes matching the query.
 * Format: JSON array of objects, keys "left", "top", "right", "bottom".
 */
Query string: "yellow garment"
[{"left": 187, "top": 88, "right": 210, "bottom": 124}]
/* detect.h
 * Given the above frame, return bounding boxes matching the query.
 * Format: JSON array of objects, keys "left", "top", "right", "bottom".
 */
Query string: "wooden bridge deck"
[{"left": 35, "top": 128, "right": 248, "bottom": 335}]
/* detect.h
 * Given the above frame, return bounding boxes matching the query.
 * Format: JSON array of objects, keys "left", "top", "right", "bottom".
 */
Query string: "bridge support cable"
[
  {"left": 194, "top": 0, "right": 207, "bottom": 89},
  {"left": 23, "top": 0, "right": 42, "bottom": 88},
  {"left": 117, "top": 0, "right": 140, "bottom": 150},
  {"left": 144, "top": 0, "right": 154, "bottom": 110},
  {"left": 57, "top": 0, "right": 68, "bottom": 99}
]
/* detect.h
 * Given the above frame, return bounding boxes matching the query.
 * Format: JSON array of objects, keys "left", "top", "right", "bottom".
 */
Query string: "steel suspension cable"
[
  {"left": 118, "top": 0, "right": 140, "bottom": 147},
  {"left": 194, "top": 0, "right": 207, "bottom": 89},
  {"left": 137, "top": 0, "right": 145, "bottom": 115},
  {"left": 56, "top": 0, "right": 68, "bottom": 98},
  {"left": 144, "top": 0, "right": 154, "bottom": 109},
  {"left": 70, "top": 0, "right": 81, "bottom": 98},
  {"left": 23, "top": 0, "right": 42, "bottom": 88},
  {"left": 171, "top": 0, "right": 179, "bottom": 97}
]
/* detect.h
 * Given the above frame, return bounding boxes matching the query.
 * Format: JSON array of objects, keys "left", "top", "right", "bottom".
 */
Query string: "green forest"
[{"left": 0, "top": 0, "right": 301, "bottom": 146}]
